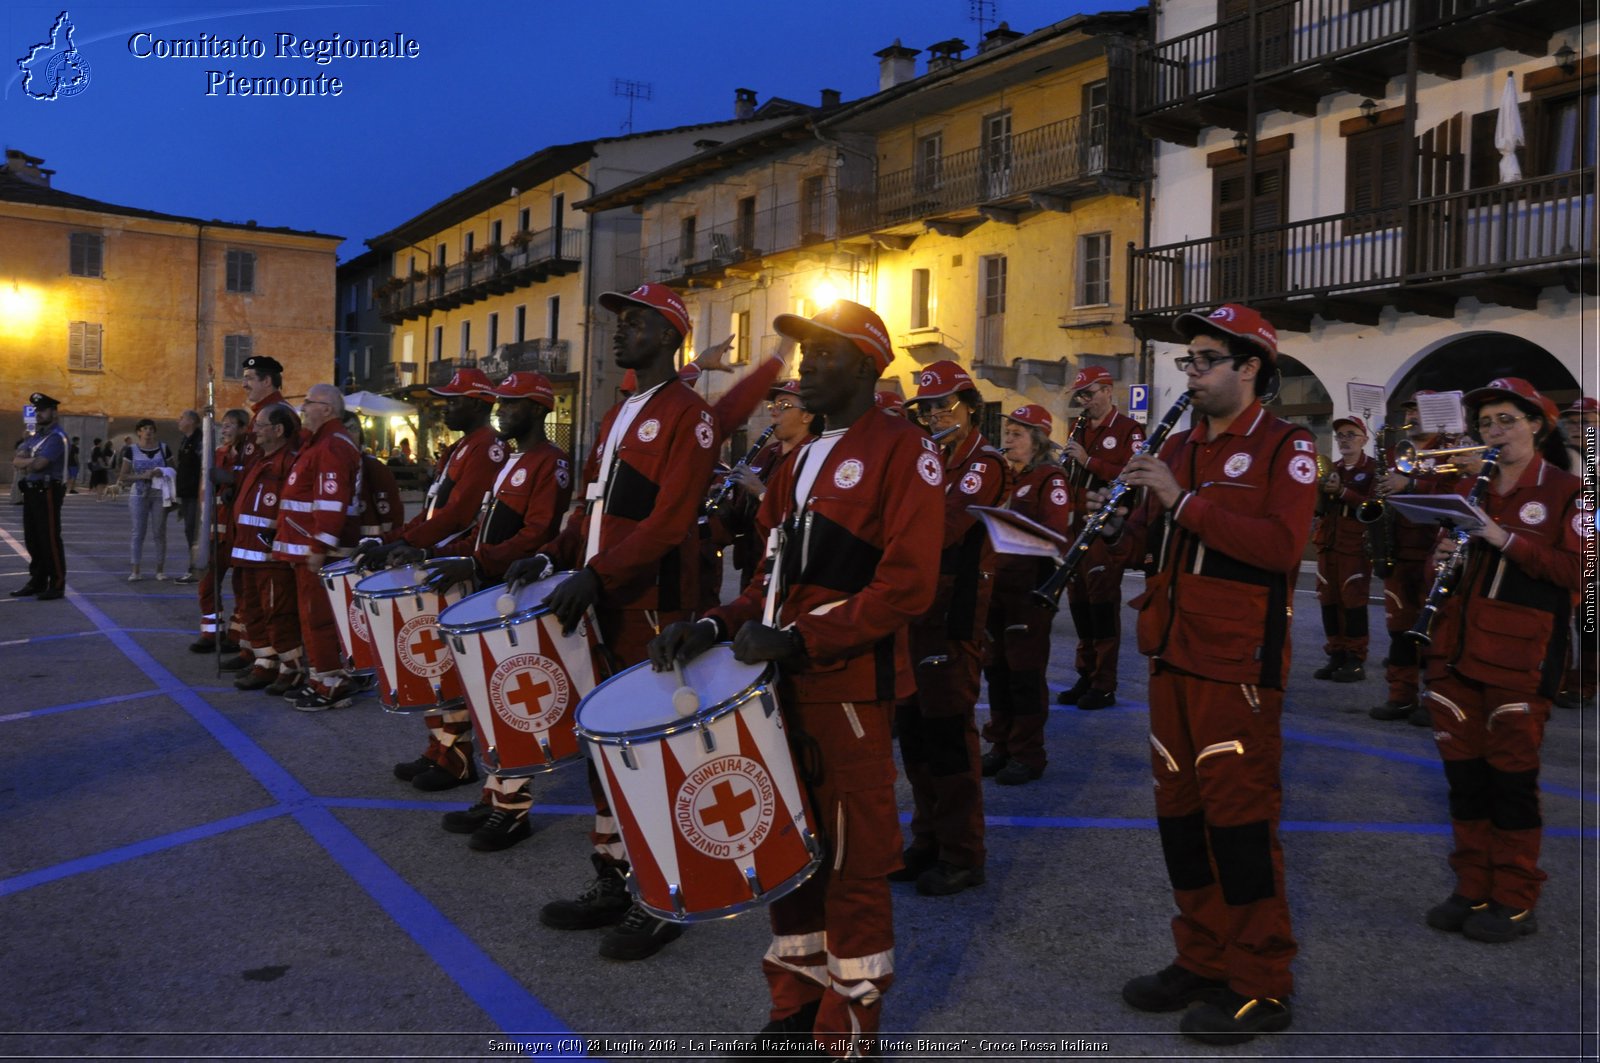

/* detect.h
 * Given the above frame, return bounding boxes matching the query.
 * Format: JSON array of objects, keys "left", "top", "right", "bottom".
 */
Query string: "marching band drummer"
[
  {"left": 504, "top": 284, "right": 718, "bottom": 963},
  {"left": 1419, "top": 377, "right": 1584, "bottom": 943},
  {"left": 357, "top": 367, "right": 508, "bottom": 791},
  {"left": 387, "top": 372, "right": 572, "bottom": 852},
  {"left": 1057, "top": 365, "right": 1144, "bottom": 711},
  {"left": 1103, "top": 304, "right": 1316, "bottom": 1045},
  {"left": 980, "top": 404, "right": 1072, "bottom": 785},
  {"left": 650, "top": 299, "right": 944, "bottom": 1059},
  {"left": 894, "top": 360, "right": 1010, "bottom": 897},
  {"left": 1311, "top": 415, "right": 1376, "bottom": 684}
]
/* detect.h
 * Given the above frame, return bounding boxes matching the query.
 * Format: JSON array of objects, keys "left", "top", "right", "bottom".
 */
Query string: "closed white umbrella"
[
  {"left": 1495, "top": 72, "right": 1525, "bottom": 183},
  {"left": 341, "top": 390, "right": 417, "bottom": 417}
]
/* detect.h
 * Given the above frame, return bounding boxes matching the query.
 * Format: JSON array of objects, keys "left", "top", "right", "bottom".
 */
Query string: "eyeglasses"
[
  {"left": 922, "top": 397, "right": 960, "bottom": 412},
  {"left": 1334, "top": 431, "right": 1364, "bottom": 441},
  {"left": 766, "top": 401, "right": 798, "bottom": 413},
  {"left": 1173, "top": 351, "right": 1239, "bottom": 374},
  {"left": 303, "top": 400, "right": 332, "bottom": 408},
  {"left": 1475, "top": 412, "right": 1529, "bottom": 431}
]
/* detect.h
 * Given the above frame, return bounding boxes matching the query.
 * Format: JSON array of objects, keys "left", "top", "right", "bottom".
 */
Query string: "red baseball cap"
[
  {"left": 908, "top": 360, "right": 976, "bottom": 403},
  {"left": 1174, "top": 303, "right": 1279, "bottom": 362},
  {"left": 1566, "top": 396, "right": 1599, "bottom": 414},
  {"left": 1005, "top": 403, "right": 1053, "bottom": 433},
  {"left": 1465, "top": 376, "right": 1559, "bottom": 426},
  {"left": 1331, "top": 415, "right": 1368, "bottom": 435},
  {"left": 875, "top": 390, "right": 906, "bottom": 415},
  {"left": 429, "top": 366, "right": 496, "bottom": 402},
  {"left": 490, "top": 371, "right": 555, "bottom": 409},
  {"left": 770, "top": 379, "right": 803, "bottom": 398},
  {"left": 598, "top": 283, "right": 691, "bottom": 338},
  {"left": 773, "top": 300, "right": 894, "bottom": 374},
  {"left": 1070, "top": 365, "right": 1113, "bottom": 394}
]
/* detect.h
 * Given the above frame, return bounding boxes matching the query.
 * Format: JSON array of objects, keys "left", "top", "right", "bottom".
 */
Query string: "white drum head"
[
  {"left": 353, "top": 564, "right": 431, "bottom": 599},
  {"left": 439, "top": 571, "right": 568, "bottom": 632},
  {"left": 578, "top": 644, "right": 766, "bottom": 737}
]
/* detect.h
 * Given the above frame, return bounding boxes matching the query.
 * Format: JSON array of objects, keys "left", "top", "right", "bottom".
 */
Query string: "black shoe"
[
  {"left": 233, "top": 666, "right": 276, "bottom": 691},
  {"left": 1369, "top": 700, "right": 1416, "bottom": 721},
  {"left": 219, "top": 639, "right": 241, "bottom": 654},
  {"left": 1554, "top": 688, "right": 1578, "bottom": 709},
  {"left": 599, "top": 902, "right": 684, "bottom": 961},
  {"left": 540, "top": 855, "right": 633, "bottom": 930},
  {"left": 980, "top": 748, "right": 1008, "bottom": 777},
  {"left": 1122, "top": 964, "right": 1228, "bottom": 1012},
  {"left": 1331, "top": 661, "right": 1366, "bottom": 683},
  {"left": 1408, "top": 703, "right": 1432, "bottom": 727},
  {"left": 469, "top": 809, "right": 531, "bottom": 852},
  {"left": 886, "top": 845, "right": 937, "bottom": 883},
  {"left": 747, "top": 1000, "right": 822, "bottom": 1058},
  {"left": 1076, "top": 688, "right": 1116, "bottom": 711},
  {"left": 394, "top": 755, "right": 433, "bottom": 782},
  {"left": 1312, "top": 654, "right": 1345, "bottom": 680},
  {"left": 1462, "top": 902, "right": 1538, "bottom": 943},
  {"left": 266, "top": 672, "right": 306, "bottom": 698},
  {"left": 412, "top": 759, "right": 478, "bottom": 790},
  {"left": 295, "top": 681, "right": 356, "bottom": 712},
  {"left": 442, "top": 801, "right": 494, "bottom": 834},
  {"left": 1055, "top": 675, "right": 1092, "bottom": 705},
  {"left": 916, "top": 860, "right": 985, "bottom": 896},
  {"left": 995, "top": 759, "right": 1043, "bottom": 786},
  {"left": 9, "top": 584, "right": 40, "bottom": 598},
  {"left": 761, "top": 999, "right": 820, "bottom": 1034},
  {"left": 188, "top": 636, "right": 216, "bottom": 654},
  {"left": 35, "top": 585, "right": 64, "bottom": 601},
  {"left": 1180, "top": 990, "right": 1292, "bottom": 1045},
  {"left": 1425, "top": 892, "right": 1489, "bottom": 932},
  {"left": 217, "top": 653, "right": 254, "bottom": 673}
]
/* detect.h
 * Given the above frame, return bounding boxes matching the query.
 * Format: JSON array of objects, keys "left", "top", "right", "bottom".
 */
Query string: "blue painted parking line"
[
  {"left": 0, "top": 627, "right": 189, "bottom": 647},
  {"left": 323, "top": 797, "right": 595, "bottom": 817},
  {"left": 0, "top": 688, "right": 162, "bottom": 724}
]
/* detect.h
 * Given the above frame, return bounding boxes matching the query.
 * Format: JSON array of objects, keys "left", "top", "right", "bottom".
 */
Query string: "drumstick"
[
  {"left": 672, "top": 659, "right": 700, "bottom": 717},
  {"left": 496, "top": 580, "right": 519, "bottom": 617}
]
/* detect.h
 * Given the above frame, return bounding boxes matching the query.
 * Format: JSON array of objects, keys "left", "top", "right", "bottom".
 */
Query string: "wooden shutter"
[
  {"left": 68, "top": 321, "right": 102, "bottom": 371},
  {"left": 1346, "top": 124, "right": 1405, "bottom": 232}
]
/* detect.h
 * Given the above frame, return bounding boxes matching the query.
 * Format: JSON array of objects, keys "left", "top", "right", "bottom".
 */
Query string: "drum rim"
[
  {"left": 352, "top": 560, "right": 471, "bottom": 601},
  {"left": 438, "top": 580, "right": 560, "bottom": 635},
  {"left": 631, "top": 848, "right": 822, "bottom": 924},
  {"left": 573, "top": 646, "right": 774, "bottom": 744}
]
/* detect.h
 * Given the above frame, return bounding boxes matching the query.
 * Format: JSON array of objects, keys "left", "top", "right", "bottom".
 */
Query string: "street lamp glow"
[
  {"left": 811, "top": 276, "right": 840, "bottom": 310},
  {"left": 0, "top": 281, "right": 44, "bottom": 336}
]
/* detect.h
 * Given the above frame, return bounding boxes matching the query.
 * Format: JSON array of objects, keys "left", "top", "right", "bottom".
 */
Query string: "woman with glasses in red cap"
[
  {"left": 1419, "top": 377, "right": 1584, "bottom": 944},
  {"left": 980, "top": 404, "right": 1072, "bottom": 785}
]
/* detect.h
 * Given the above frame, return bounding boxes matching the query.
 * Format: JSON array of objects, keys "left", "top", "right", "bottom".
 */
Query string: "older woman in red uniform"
[
  {"left": 981, "top": 404, "right": 1072, "bottom": 785},
  {"left": 1420, "top": 377, "right": 1584, "bottom": 943}
]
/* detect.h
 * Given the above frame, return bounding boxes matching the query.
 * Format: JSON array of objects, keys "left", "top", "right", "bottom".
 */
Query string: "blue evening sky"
[{"left": 2, "top": 1, "right": 1117, "bottom": 260}]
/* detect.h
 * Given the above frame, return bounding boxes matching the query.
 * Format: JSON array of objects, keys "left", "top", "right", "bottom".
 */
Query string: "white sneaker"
[{"left": 127, "top": 572, "right": 143, "bottom": 582}]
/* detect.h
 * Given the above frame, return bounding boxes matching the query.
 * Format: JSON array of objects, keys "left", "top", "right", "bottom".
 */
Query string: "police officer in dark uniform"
[{"left": 12, "top": 393, "right": 70, "bottom": 600}]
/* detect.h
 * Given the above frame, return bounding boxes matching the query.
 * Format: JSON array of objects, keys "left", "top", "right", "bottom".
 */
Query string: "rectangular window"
[
  {"left": 518, "top": 207, "right": 531, "bottom": 233},
  {"left": 551, "top": 193, "right": 565, "bottom": 231},
  {"left": 915, "top": 133, "right": 943, "bottom": 196},
  {"left": 70, "top": 232, "right": 103, "bottom": 277},
  {"left": 1345, "top": 122, "right": 1406, "bottom": 231},
  {"left": 978, "top": 255, "right": 1006, "bottom": 364},
  {"left": 547, "top": 296, "right": 561, "bottom": 344},
  {"left": 362, "top": 345, "right": 371, "bottom": 379},
  {"left": 487, "top": 312, "right": 499, "bottom": 353},
  {"left": 433, "top": 325, "right": 444, "bottom": 360},
  {"left": 460, "top": 321, "right": 472, "bottom": 358},
  {"left": 733, "top": 310, "right": 751, "bottom": 365},
  {"left": 222, "top": 333, "right": 251, "bottom": 379},
  {"left": 1077, "top": 232, "right": 1112, "bottom": 306},
  {"left": 981, "top": 254, "right": 1007, "bottom": 316},
  {"left": 515, "top": 304, "right": 527, "bottom": 343},
  {"left": 364, "top": 277, "right": 374, "bottom": 309},
  {"left": 464, "top": 232, "right": 475, "bottom": 259},
  {"left": 225, "top": 249, "right": 256, "bottom": 293},
  {"left": 436, "top": 243, "right": 447, "bottom": 266},
  {"left": 346, "top": 285, "right": 357, "bottom": 313},
  {"left": 68, "top": 321, "right": 104, "bottom": 371},
  {"left": 679, "top": 216, "right": 697, "bottom": 262},
  {"left": 737, "top": 196, "right": 757, "bottom": 252},
  {"left": 983, "top": 112, "right": 1013, "bottom": 198},
  {"left": 800, "top": 175, "right": 827, "bottom": 241},
  {"left": 910, "top": 268, "right": 932, "bottom": 328},
  {"left": 490, "top": 220, "right": 503, "bottom": 247},
  {"left": 1083, "top": 80, "right": 1109, "bottom": 171}
]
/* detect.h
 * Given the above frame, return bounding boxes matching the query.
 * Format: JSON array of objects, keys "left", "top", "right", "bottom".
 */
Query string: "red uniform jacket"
[
  {"left": 230, "top": 443, "right": 297, "bottom": 566},
  {"left": 1314, "top": 451, "right": 1377, "bottom": 555},
  {"left": 272, "top": 421, "right": 362, "bottom": 563},
  {"left": 1127, "top": 401, "right": 1318, "bottom": 689},
  {"left": 438, "top": 440, "right": 573, "bottom": 583},
  {"left": 707, "top": 410, "right": 945, "bottom": 702},
  {"left": 238, "top": 390, "right": 289, "bottom": 470},
  {"left": 995, "top": 461, "right": 1074, "bottom": 594},
  {"left": 1426, "top": 455, "right": 1585, "bottom": 698},
  {"left": 388, "top": 425, "right": 507, "bottom": 551},
  {"left": 1069, "top": 407, "right": 1145, "bottom": 502},
  {"left": 212, "top": 442, "right": 244, "bottom": 548},
  {"left": 357, "top": 454, "right": 404, "bottom": 538},
  {"left": 543, "top": 379, "right": 718, "bottom": 612},
  {"left": 927, "top": 430, "right": 1009, "bottom": 641}
]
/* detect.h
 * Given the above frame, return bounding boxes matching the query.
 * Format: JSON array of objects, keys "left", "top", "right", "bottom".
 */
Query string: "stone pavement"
[{"left": 1, "top": 492, "right": 1594, "bottom": 1061}]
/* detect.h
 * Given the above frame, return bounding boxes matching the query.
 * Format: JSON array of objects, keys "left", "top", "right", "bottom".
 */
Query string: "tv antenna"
[
  {"left": 613, "top": 78, "right": 653, "bottom": 134},
  {"left": 969, "top": 0, "right": 998, "bottom": 36}
]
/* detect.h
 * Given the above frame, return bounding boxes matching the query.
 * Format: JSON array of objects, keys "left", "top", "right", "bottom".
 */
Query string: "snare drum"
[
  {"left": 575, "top": 645, "right": 820, "bottom": 923},
  {"left": 320, "top": 558, "right": 377, "bottom": 676},
  {"left": 438, "top": 572, "right": 606, "bottom": 777},
  {"left": 353, "top": 562, "right": 475, "bottom": 714}
]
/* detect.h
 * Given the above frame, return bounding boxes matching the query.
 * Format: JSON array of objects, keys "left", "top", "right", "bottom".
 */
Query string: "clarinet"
[
  {"left": 705, "top": 423, "right": 777, "bottom": 513},
  {"left": 1402, "top": 446, "right": 1500, "bottom": 647},
  {"left": 1061, "top": 413, "right": 1088, "bottom": 490},
  {"left": 1033, "top": 391, "right": 1193, "bottom": 612}
]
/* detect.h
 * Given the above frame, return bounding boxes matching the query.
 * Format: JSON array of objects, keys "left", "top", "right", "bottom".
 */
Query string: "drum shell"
[
  {"left": 354, "top": 563, "right": 474, "bottom": 715},
  {"left": 320, "top": 558, "right": 377, "bottom": 675}
]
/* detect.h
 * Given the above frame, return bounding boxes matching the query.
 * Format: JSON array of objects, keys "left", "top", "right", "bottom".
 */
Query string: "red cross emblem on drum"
[
  {"left": 490, "top": 654, "right": 570, "bottom": 732},
  {"left": 674, "top": 755, "right": 777, "bottom": 858},
  {"left": 397, "top": 616, "right": 451, "bottom": 677}
]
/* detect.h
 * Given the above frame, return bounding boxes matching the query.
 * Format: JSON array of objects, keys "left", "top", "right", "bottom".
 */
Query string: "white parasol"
[{"left": 1495, "top": 72, "right": 1525, "bottom": 183}]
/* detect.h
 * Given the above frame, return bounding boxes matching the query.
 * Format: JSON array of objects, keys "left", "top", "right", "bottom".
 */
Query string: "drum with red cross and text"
[
  {"left": 353, "top": 562, "right": 475, "bottom": 714},
  {"left": 437, "top": 572, "right": 607, "bottom": 777},
  {"left": 574, "top": 645, "right": 821, "bottom": 923},
  {"left": 320, "top": 557, "right": 379, "bottom": 680}
]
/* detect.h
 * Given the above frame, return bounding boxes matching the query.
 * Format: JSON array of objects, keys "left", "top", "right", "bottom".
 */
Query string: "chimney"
[
  {"left": 979, "top": 22, "right": 1024, "bottom": 53},
  {"left": 820, "top": 87, "right": 841, "bottom": 109},
  {"left": 4, "top": 149, "right": 53, "bottom": 187},
  {"left": 734, "top": 87, "right": 757, "bottom": 119},
  {"left": 874, "top": 40, "right": 920, "bottom": 91},
  {"left": 926, "top": 38, "right": 967, "bottom": 75}
]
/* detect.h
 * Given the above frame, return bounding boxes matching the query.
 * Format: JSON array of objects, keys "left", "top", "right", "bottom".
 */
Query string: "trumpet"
[{"left": 1393, "top": 441, "right": 1490, "bottom": 476}]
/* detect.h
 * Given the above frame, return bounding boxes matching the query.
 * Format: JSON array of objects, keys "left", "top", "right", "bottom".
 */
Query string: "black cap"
[
  {"left": 30, "top": 392, "right": 60, "bottom": 409},
  {"left": 241, "top": 355, "right": 283, "bottom": 376}
]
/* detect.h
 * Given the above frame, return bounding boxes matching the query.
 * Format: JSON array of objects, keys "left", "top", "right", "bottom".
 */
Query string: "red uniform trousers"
[
  {"left": 1148, "top": 667, "right": 1295, "bottom": 1001},
  {"left": 1065, "top": 536, "right": 1125, "bottom": 693},
  {"left": 981, "top": 574, "right": 1055, "bottom": 772},
  {"left": 896, "top": 624, "right": 985, "bottom": 870},
  {"left": 584, "top": 605, "right": 691, "bottom": 866},
  {"left": 197, "top": 559, "right": 245, "bottom": 645},
  {"left": 1315, "top": 547, "right": 1371, "bottom": 661},
  {"left": 1381, "top": 555, "right": 1430, "bottom": 704},
  {"left": 1423, "top": 673, "right": 1550, "bottom": 910},
  {"left": 763, "top": 694, "right": 897, "bottom": 1059},
  {"left": 291, "top": 563, "right": 344, "bottom": 679},
  {"left": 238, "top": 565, "right": 298, "bottom": 669}
]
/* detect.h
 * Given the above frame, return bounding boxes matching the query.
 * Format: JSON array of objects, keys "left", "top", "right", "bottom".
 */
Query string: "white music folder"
[
  {"left": 1387, "top": 494, "right": 1491, "bottom": 532},
  {"left": 970, "top": 505, "right": 1070, "bottom": 559}
]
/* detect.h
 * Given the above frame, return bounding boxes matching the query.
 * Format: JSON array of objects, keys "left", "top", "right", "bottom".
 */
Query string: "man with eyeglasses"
[
  {"left": 1106, "top": 304, "right": 1317, "bottom": 1045},
  {"left": 1057, "top": 364, "right": 1145, "bottom": 711},
  {"left": 1311, "top": 415, "right": 1376, "bottom": 684}
]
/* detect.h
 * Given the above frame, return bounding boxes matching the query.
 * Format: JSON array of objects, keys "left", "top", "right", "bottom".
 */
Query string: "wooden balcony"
[
  {"left": 426, "top": 357, "right": 477, "bottom": 387},
  {"left": 377, "top": 227, "right": 583, "bottom": 323},
  {"left": 1137, "top": 0, "right": 1576, "bottom": 145},
  {"left": 1127, "top": 169, "right": 1595, "bottom": 340},
  {"left": 477, "top": 339, "right": 573, "bottom": 380}
]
